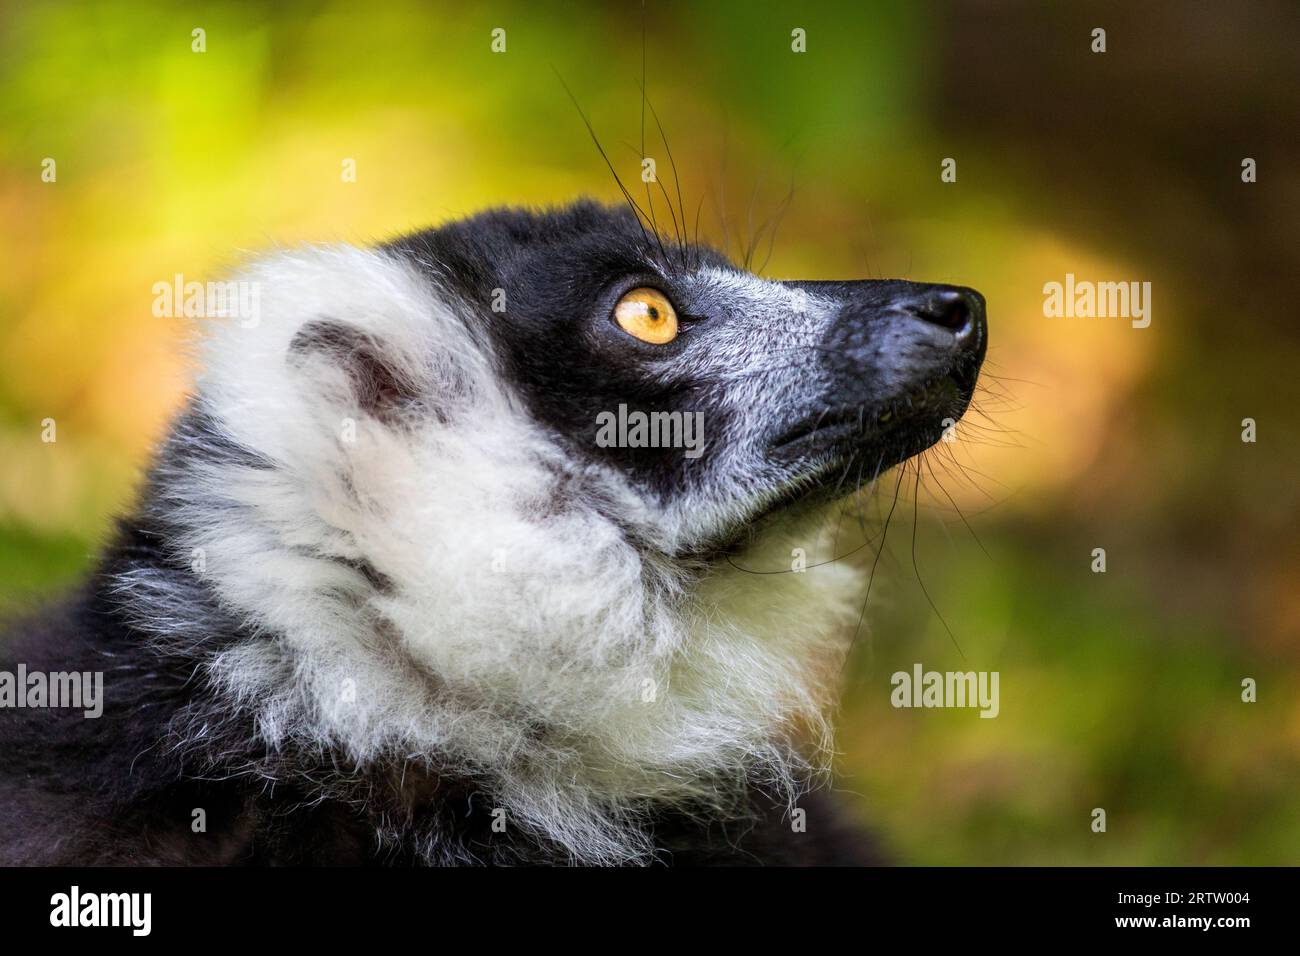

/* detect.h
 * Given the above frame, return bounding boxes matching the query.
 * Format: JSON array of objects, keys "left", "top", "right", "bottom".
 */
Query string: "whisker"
[
  {"left": 636, "top": 76, "right": 689, "bottom": 271},
  {"left": 841, "top": 464, "right": 906, "bottom": 673},
  {"left": 921, "top": 452, "right": 990, "bottom": 560},
  {"left": 554, "top": 69, "right": 661, "bottom": 261},
  {"left": 909, "top": 463, "right": 967, "bottom": 662}
]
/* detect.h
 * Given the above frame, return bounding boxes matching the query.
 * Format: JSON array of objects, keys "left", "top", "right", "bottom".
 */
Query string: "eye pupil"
[{"left": 614, "top": 287, "right": 678, "bottom": 344}]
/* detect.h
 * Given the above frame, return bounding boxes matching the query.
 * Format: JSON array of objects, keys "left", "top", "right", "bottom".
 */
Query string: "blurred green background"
[{"left": 2, "top": 0, "right": 1297, "bottom": 863}]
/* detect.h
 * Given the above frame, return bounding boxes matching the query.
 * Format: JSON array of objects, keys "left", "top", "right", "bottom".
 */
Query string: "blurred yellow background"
[{"left": 2, "top": 0, "right": 1297, "bottom": 863}]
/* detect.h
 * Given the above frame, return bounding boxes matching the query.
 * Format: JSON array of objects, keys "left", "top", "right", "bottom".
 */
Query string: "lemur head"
[
  {"left": 142, "top": 201, "right": 986, "bottom": 863},
  {"left": 386, "top": 201, "right": 985, "bottom": 552}
]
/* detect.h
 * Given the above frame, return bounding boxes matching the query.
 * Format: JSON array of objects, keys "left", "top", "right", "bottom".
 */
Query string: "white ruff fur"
[{"left": 163, "top": 245, "right": 867, "bottom": 863}]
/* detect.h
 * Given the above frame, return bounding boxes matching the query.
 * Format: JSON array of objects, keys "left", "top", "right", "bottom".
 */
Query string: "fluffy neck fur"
[{"left": 120, "top": 245, "right": 866, "bottom": 864}]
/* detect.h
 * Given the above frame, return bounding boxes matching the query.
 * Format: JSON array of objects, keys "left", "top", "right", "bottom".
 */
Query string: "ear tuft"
[{"left": 288, "top": 319, "right": 420, "bottom": 422}]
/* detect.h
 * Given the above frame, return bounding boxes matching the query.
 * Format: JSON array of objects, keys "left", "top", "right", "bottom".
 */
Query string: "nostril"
[
  {"left": 909, "top": 288, "right": 981, "bottom": 341},
  {"left": 938, "top": 294, "right": 971, "bottom": 331}
]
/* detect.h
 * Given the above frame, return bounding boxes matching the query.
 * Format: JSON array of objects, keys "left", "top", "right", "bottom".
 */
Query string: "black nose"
[{"left": 904, "top": 286, "right": 984, "bottom": 346}]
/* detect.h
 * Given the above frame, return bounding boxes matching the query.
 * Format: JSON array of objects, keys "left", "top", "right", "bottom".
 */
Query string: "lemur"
[{"left": 0, "top": 201, "right": 986, "bottom": 865}]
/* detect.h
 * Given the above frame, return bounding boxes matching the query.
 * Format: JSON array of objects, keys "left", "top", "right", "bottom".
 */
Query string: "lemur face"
[{"left": 389, "top": 201, "right": 986, "bottom": 549}]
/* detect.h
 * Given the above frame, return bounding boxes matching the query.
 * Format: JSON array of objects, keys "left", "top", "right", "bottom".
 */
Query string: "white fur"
[{"left": 159, "top": 246, "right": 866, "bottom": 863}]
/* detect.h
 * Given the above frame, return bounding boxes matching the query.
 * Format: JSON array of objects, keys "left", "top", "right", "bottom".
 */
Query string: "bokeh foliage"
[{"left": 1, "top": 0, "right": 1297, "bottom": 863}]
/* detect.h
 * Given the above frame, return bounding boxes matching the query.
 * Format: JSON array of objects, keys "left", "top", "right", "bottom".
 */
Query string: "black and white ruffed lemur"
[{"left": 0, "top": 202, "right": 986, "bottom": 865}]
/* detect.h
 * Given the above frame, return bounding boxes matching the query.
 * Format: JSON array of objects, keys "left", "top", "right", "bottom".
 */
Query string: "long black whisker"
[
  {"left": 831, "top": 456, "right": 865, "bottom": 558},
  {"left": 922, "top": 452, "right": 991, "bottom": 560},
  {"left": 755, "top": 174, "right": 797, "bottom": 276},
  {"left": 841, "top": 465, "right": 906, "bottom": 673},
  {"left": 637, "top": 77, "right": 689, "bottom": 270},
  {"left": 725, "top": 453, "right": 888, "bottom": 576},
  {"left": 619, "top": 139, "right": 685, "bottom": 262},
  {"left": 636, "top": 12, "right": 672, "bottom": 267},
  {"left": 910, "top": 463, "right": 966, "bottom": 662},
  {"left": 692, "top": 193, "right": 705, "bottom": 269},
  {"left": 554, "top": 69, "right": 658, "bottom": 257}
]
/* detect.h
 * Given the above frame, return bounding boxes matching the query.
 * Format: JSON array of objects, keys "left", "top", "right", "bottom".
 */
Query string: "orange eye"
[{"left": 613, "top": 287, "right": 678, "bottom": 345}]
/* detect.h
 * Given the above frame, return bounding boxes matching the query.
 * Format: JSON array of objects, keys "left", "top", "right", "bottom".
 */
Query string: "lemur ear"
[{"left": 287, "top": 319, "right": 420, "bottom": 423}]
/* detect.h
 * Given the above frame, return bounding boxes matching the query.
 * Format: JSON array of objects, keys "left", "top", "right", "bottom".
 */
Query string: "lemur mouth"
[
  {"left": 768, "top": 408, "right": 865, "bottom": 455},
  {"left": 769, "top": 373, "right": 969, "bottom": 465},
  {"left": 709, "top": 374, "right": 971, "bottom": 546}
]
